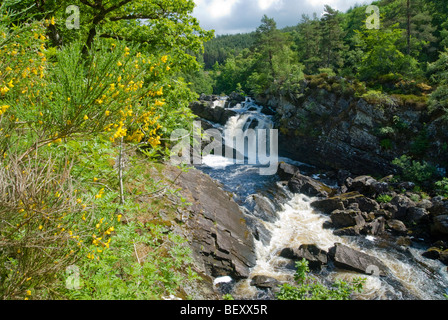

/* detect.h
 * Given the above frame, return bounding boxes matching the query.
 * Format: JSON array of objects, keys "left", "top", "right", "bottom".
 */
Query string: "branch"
[
  {"left": 108, "top": 13, "right": 161, "bottom": 21},
  {"left": 79, "top": 0, "right": 98, "bottom": 8},
  {"left": 105, "top": 0, "right": 134, "bottom": 14}
]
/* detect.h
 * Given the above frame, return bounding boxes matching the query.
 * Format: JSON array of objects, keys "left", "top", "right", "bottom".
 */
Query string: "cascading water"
[{"left": 196, "top": 96, "right": 448, "bottom": 300}]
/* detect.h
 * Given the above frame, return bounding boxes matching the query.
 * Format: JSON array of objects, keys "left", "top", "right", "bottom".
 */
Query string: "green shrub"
[
  {"left": 377, "top": 194, "right": 393, "bottom": 203},
  {"left": 435, "top": 178, "right": 448, "bottom": 197},
  {"left": 276, "top": 259, "right": 365, "bottom": 300},
  {"left": 361, "top": 90, "right": 397, "bottom": 108},
  {"left": 392, "top": 155, "right": 437, "bottom": 184}
]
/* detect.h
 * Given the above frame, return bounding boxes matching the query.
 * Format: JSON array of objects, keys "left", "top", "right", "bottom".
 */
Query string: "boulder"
[
  {"left": 296, "top": 244, "right": 328, "bottom": 270},
  {"left": 429, "top": 197, "right": 448, "bottom": 216},
  {"left": 346, "top": 175, "right": 379, "bottom": 196},
  {"left": 362, "top": 217, "right": 386, "bottom": 236},
  {"left": 250, "top": 275, "right": 281, "bottom": 290},
  {"left": 440, "top": 250, "right": 448, "bottom": 266},
  {"left": 279, "top": 244, "right": 328, "bottom": 270},
  {"left": 311, "top": 197, "right": 346, "bottom": 214},
  {"left": 333, "top": 226, "right": 362, "bottom": 236},
  {"left": 277, "top": 162, "right": 300, "bottom": 181},
  {"left": 311, "top": 192, "right": 379, "bottom": 215},
  {"left": 189, "top": 101, "right": 237, "bottom": 125},
  {"left": 431, "top": 215, "right": 448, "bottom": 239},
  {"left": 331, "top": 209, "right": 366, "bottom": 229},
  {"left": 328, "top": 243, "right": 388, "bottom": 276},
  {"left": 422, "top": 248, "right": 441, "bottom": 260},
  {"left": 386, "top": 219, "right": 408, "bottom": 235},
  {"left": 390, "top": 195, "right": 416, "bottom": 221},
  {"left": 407, "top": 207, "right": 429, "bottom": 223},
  {"left": 288, "top": 172, "right": 334, "bottom": 198}
]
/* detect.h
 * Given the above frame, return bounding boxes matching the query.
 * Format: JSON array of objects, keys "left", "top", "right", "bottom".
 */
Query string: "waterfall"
[{"left": 196, "top": 96, "right": 448, "bottom": 300}]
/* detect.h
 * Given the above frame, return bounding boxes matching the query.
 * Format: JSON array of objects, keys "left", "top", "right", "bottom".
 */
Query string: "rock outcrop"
[
  {"left": 255, "top": 77, "right": 448, "bottom": 177},
  {"left": 166, "top": 166, "right": 256, "bottom": 280},
  {"left": 189, "top": 100, "right": 237, "bottom": 126}
]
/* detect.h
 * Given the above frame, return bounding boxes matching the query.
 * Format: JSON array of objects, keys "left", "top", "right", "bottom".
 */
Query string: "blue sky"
[{"left": 192, "top": 0, "right": 371, "bottom": 35}]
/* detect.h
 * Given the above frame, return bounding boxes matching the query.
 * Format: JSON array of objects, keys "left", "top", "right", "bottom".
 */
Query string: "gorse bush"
[{"left": 0, "top": 2, "right": 200, "bottom": 300}]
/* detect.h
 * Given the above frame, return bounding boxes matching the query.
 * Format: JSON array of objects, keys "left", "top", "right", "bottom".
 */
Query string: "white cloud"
[
  {"left": 195, "top": 0, "right": 240, "bottom": 19},
  {"left": 193, "top": 0, "right": 366, "bottom": 35},
  {"left": 258, "top": 0, "right": 283, "bottom": 10}
]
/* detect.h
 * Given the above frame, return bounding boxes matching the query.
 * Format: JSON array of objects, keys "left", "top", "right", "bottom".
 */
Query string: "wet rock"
[
  {"left": 440, "top": 250, "right": 448, "bottom": 265},
  {"left": 250, "top": 275, "right": 281, "bottom": 290},
  {"left": 296, "top": 244, "right": 328, "bottom": 270},
  {"left": 422, "top": 248, "right": 441, "bottom": 260},
  {"left": 279, "top": 244, "right": 328, "bottom": 270},
  {"left": 407, "top": 207, "right": 429, "bottom": 223},
  {"left": 333, "top": 226, "right": 362, "bottom": 236},
  {"left": 362, "top": 217, "right": 386, "bottom": 236},
  {"left": 311, "top": 197, "right": 345, "bottom": 214},
  {"left": 213, "top": 276, "right": 235, "bottom": 295},
  {"left": 429, "top": 197, "right": 448, "bottom": 216},
  {"left": 430, "top": 215, "right": 448, "bottom": 239},
  {"left": 328, "top": 243, "right": 388, "bottom": 276},
  {"left": 170, "top": 167, "right": 256, "bottom": 280},
  {"left": 386, "top": 219, "right": 408, "bottom": 235},
  {"left": 200, "top": 94, "right": 220, "bottom": 101},
  {"left": 243, "top": 214, "right": 272, "bottom": 246},
  {"left": 337, "top": 170, "right": 352, "bottom": 186},
  {"left": 346, "top": 175, "right": 379, "bottom": 196},
  {"left": 277, "top": 162, "right": 300, "bottom": 181},
  {"left": 189, "top": 100, "right": 237, "bottom": 126},
  {"left": 288, "top": 172, "right": 334, "bottom": 198},
  {"left": 331, "top": 209, "right": 366, "bottom": 229},
  {"left": 227, "top": 92, "right": 245, "bottom": 107},
  {"left": 390, "top": 195, "right": 416, "bottom": 221},
  {"left": 252, "top": 194, "right": 279, "bottom": 223}
]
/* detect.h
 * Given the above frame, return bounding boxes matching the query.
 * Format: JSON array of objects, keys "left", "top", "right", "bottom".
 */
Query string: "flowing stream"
[{"left": 196, "top": 97, "right": 448, "bottom": 300}]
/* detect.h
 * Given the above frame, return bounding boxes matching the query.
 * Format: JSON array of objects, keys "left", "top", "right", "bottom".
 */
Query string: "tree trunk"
[{"left": 407, "top": 0, "right": 411, "bottom": 56}]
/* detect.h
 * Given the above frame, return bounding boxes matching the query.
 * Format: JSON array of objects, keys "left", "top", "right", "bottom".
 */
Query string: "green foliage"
[
  {"left": 213, "top": 16, "right": 304, "bottom": 96},
  {"left": 64, "top": 221, "right": 198, "bottom": 300},
  {"left": 355, "top": 25, "right": 422, "bottom": 83},
  {"left": 377, "top": 194, "right": 393, "bottom": 203},
  {"left": 0, "top": 1, "right": 207, "bottom": 300},
  {"left": 276, "top": 259, "right": 365, "bottom": 300},
  {"left": 392, "top": 155, "right": 437, "bottom": 184},
  {"left": 434, "top": 178, "right": 448, "bottom": 197},
  {"left": 361, "top": 90, "right": 397, "bottom": 108}
]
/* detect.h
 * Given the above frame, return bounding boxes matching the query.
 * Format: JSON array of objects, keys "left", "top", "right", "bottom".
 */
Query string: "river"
[{"left": 195, "top": 96, "right": 448, "bottom": 300}]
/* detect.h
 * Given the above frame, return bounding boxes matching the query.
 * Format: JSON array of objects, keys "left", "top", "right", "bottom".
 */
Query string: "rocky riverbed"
[{"left": 180, "top": 93, "right": 448, "bottom": 299}]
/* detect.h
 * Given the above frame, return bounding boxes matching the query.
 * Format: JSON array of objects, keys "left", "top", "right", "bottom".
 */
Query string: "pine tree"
[
  {"left": 382, "top": 0, "right": 437, "bottom": 60},
  {"left": 295, "top": 13, "right": 322, "bottom": 74},
  {"left": 320, "top": 5, "right": 347, "bottom": 72}
]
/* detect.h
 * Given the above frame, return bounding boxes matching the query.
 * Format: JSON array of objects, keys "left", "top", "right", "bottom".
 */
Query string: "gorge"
[{"left": 184, "top": 91, "right": 448, "bottom": 300}]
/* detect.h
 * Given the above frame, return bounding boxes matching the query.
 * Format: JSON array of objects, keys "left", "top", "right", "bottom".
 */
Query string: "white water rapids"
[{"left": 196, "top": 97, "right": 448, "bottom": 300}]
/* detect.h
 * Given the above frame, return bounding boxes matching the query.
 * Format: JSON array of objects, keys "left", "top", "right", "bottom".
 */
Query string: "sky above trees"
[{"left": 193, "top": 0, "right": 368, "bottom": 35}]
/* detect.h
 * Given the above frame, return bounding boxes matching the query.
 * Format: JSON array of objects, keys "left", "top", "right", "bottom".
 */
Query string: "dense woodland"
[{"left": 191, "top": 0, "right": 448, "bottom": 117}]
